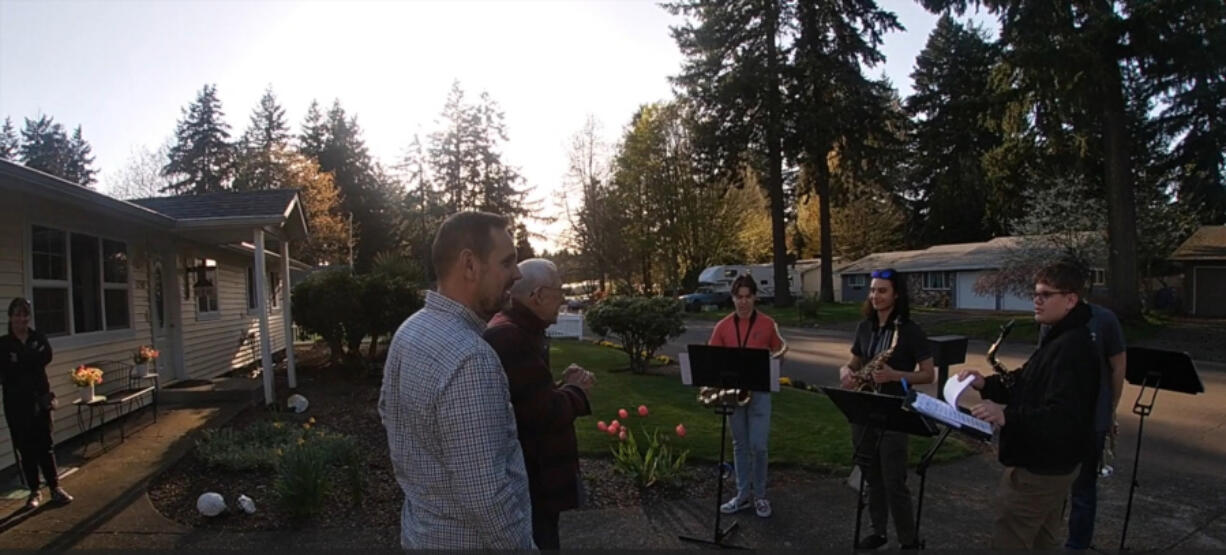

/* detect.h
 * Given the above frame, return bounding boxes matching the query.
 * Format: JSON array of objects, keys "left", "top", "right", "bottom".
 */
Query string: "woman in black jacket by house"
[{"left": 1, "top": 298, "right": 73, "bottom": 509}]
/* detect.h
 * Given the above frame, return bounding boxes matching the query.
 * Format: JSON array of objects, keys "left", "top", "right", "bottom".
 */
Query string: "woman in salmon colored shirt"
[{"left": 707, "top": 275, "right": 786, "bottom": 518}]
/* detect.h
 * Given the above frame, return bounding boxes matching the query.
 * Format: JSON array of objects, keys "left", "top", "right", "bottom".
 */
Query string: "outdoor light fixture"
[{"left": 185, "top": 258, "right": 218, "bottom": 300}]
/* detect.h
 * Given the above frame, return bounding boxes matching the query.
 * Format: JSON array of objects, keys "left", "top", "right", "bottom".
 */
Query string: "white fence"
[{"left": 546, "top": 313, "right": 585, "bottom": 340}]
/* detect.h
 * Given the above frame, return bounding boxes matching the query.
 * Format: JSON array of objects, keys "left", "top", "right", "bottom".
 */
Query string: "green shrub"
[
  {"left": 275, "top": 442, "right": 330, "bottom": 522},
  {"left": 797, "top": 294, "right": 821, "bottom": 321},
  {"left": 195, "top": 420, "right": 301, "bottom": 471},
  {"left": 611, "top": 427, "right": 689, "bottom": 488},
  {"left": 586, "top": 296, "right": 685, "bottom": 373},
  {"left": 292, "top": 269, "right": 362, "bottom": 362}
]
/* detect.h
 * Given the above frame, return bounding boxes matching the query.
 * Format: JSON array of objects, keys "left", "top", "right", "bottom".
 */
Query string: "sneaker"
[
  {"left": 24, "top": 491, "right": 41, "bottom": 510},
  {"left": 51, "top": 487, "right": 74, "bottom": 504},
  {"left": 719, "top": 496, "right": 751, "bottom": 514},
  {"left": 856, "top": 533, "right": 888, "bottom": 550},
  {"left": 754, "top": 498, "right": 772, "bottom": 518}
]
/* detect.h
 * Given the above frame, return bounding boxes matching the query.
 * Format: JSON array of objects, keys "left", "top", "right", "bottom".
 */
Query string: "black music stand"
[
  {"left": 678, "top": 344, "right": 772, "bottom": 550},
  {"left": 1119, "top": 346, "right": 1203, "bottom": 551},
  {"left": 823, "top": 387, "right": 938, "bottom": 550}
]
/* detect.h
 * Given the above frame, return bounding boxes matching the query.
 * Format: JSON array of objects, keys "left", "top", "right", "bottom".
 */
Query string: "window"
[
  {"left": 923, "top": 272, "right": 952, "bottom": 290},
  {"left": 1090, "top": 268, "right": 1106, "bottom": 286},
  {"left": 29, "top": 225, "right": 130, "bottom": 337},
  {"left": 191, "top": 258, "right": 219, "bottom": 314},
  {"left": 847, "top": 274, "right": 867, "bottom": 288},
  {"left": 723, "top": 269, "right": 738, "bottom": 278},
  {"left": 247, "top": 268, "right": 281, "bottom": 310}
]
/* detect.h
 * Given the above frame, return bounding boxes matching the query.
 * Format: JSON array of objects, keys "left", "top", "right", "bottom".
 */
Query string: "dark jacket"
[
  {"left": 484, "top": 302, "right": 591, "bottom": 516},
  {"left": 981, "top": 302, "right": 1100, "bottom": 475},
  {"left": 0, "top": 328, "right": 55, "bottom": 446}
]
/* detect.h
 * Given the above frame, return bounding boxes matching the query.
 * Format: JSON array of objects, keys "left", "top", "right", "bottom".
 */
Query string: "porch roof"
[{"left": 131, "top": 189, "right": 309, "bottom": 243}]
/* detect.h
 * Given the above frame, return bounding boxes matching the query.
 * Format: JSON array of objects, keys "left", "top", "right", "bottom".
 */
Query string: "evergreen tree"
[
  {"left": 666, "top": 0, "right": 793, "bottom": 305},
  {"left": 905, "top": 15, "right": 1002, "bottom": 244},
  {"left": 17, "top": 115, "right": 96, "bottom": 186},
  {"left": 514, "top": 222, "right": 536, "bottom": 262},
  {"left": 0, "top": 117, "right": 18, "bottom": 160},
  {"left": 162, "top": 84, "right": 236, "bottom": 195},
  {"left": 233, "top": 86, "right": 293, "bottom": 191},
  {"left": 298, "top": 100, "right": 328, "bottom": 160}
]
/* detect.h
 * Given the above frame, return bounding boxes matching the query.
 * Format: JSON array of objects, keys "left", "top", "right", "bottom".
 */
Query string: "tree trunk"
[
  {"left": 815, "top": 161, "right": 835, "bottom": 303},
  {"left": 764, "top": 0, "right": 792, "bottom": 308}
]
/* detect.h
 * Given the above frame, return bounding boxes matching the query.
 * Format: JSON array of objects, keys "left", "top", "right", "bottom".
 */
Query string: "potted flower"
[
  {"left": 133, "top": 345, "right": 159, "bottom": 377},
  {"left": 70, "top": 365, "right": 104, "bottom": 403}
]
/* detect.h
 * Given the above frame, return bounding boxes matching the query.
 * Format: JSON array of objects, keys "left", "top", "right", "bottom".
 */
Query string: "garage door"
[
  {"left": 956, "top": 271, "right": 997, "bottom": 310},
  {"left": 1195, "top": 267, "right": 1226, "bottom": 317},
  {"left": 1000, "top": 290, "right": 1033, "bottom": 312}
]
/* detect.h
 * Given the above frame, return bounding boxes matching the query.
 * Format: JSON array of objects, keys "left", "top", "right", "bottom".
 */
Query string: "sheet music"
[
  {"left": 679, "top": 352, "right": 692, "bottom": 385},
  {"left": 911, "top": 392, "right": 994, "bottom": 438},
  {"left": 943, "top": 373, "right": 975, "bottom": 407}
]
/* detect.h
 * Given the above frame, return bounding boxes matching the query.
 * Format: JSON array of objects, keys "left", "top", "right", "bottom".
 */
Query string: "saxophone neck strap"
[{"left": 733, "top": 310, "right": 758, "bottom": 349}]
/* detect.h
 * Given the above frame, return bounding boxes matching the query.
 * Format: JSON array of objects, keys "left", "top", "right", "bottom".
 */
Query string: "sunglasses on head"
[{"left": 871, "top": 270, "right": 895, "bottom": 279}]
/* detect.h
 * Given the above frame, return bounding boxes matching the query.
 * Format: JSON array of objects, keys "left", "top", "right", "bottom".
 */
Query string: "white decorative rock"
[
  {"left": 237, "top": 494, "right": 256, "bottom": 514},
  {"left": 196, "top": 492, "right": 227, "bottom": 517},
  {"left": 287, "top": 394, "right": 309, "bottom": 413}
]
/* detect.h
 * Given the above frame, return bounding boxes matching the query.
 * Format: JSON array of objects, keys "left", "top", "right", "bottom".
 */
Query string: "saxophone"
[
  {"left": 698, "top": 330, "right": 788, "bottom": 408},
  {"left": 851, "top": 318, "right": 902, "bottom": 392},
  {"left": 987, "top": 319, "right": 1019, "bottom": 389}
]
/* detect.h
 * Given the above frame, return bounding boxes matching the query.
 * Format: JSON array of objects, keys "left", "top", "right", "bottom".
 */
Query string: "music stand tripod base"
[{"left": 678, "top": 403, "right": 745, "bottom": 549}]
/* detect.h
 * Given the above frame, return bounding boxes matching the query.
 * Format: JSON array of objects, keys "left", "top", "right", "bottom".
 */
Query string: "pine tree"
[
  {"left": 17, "top": 115, "right": 95, "bottom": 186},
  {"left": 905, "top": 15, "right": 1001, "bottom": 244},
  {"left": 298, "top": 100, "right": 328, "bottom": 160},
  {"left": 233, "top": 86, "right": 292, "bottom": 191},
  {"left": 0, "top": 117, "right": 18, "bottom": 160},
  {"left": 66, "top": 125, "right": 97, "bottom": 186},
  {"left": 514, "top": 222, "right": 536, "bottom": 262},
  {"left": 162, "top": 84, "right": 236, "bottom": 195}
]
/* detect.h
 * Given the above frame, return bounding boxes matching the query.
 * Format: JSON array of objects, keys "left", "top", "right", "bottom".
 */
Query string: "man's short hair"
[
  {"left": 730, "top": 274, "right": 757, "bottom": 296},
  {"left": 431, "top": 211, "right": 510, "bottom": 281},
  {"left": 1034, "top": 261, "right": 1086, "bottom": 297}
]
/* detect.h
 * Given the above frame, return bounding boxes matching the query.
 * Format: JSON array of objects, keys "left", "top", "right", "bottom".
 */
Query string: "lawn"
[
  {"left": 551, "top": 339, "right": 975, "bottom": 473},
  {"left": 684, "top": 301, "right": 864, "bottom": 329},
  {"left": 915, "top": 307, "right": 1173, "bottom": 345}
]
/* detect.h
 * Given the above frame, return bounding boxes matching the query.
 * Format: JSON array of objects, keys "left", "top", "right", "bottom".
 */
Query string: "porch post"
[
  {"left": 254, "top": 229, "right": 275, "bottom": 405},
  {"left": 281, "top": 239, "right": 297, "bottom": 389}
]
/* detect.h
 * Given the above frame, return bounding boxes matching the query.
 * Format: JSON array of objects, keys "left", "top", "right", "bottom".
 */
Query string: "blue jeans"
[
  {"left": 729, "top": 392, "right": 771, "bottom": 499},
  {"left": 1067, "top": 430, "right": 1108, "bottom": 549}
]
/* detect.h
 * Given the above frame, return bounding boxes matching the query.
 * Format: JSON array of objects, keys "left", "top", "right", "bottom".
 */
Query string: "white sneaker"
[
  {"left": 720, "top": 496, "right": 751, "bottom": 514},
  {"left": 754, "top": 498, "right": 772, "bottom": 518}
]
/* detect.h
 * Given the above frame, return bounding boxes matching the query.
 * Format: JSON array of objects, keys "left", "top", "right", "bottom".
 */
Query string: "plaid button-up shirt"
[{"left": 379, "top": 291, "right": 534, "bottom": 549}]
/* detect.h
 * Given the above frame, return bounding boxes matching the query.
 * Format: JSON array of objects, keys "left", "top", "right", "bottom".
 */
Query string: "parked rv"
[{"left": 695, "top": 263, "right": 801, "bottom": 301}]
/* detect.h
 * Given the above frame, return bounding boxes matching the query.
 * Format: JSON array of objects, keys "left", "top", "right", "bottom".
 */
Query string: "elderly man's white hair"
[{"left": 509, "top": 258, "right": 560, "bottom": 299}]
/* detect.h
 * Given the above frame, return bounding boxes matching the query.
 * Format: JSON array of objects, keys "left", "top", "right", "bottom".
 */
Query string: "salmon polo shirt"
[{"left": 708, "top": 310, "right": 785, "bottom": 353}]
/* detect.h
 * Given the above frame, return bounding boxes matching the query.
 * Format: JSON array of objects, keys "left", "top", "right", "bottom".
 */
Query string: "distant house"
[
  {"left": 795, "top": 257, "right": 848, "bottom": 300},
  {"left": 1, "top": 160, "right": 309, "bottom": 469},
  {"left": 1171, "top": 226, "right": 1226, "bottom": 318},
  {"left": 838, "top": 236, "right": 1109, "bottom": 311}
]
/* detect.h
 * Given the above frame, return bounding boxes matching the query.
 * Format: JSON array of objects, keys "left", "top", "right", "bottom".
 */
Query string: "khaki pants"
[{"left": 991, "top": 466, "right": 1078, "bottom": 549}]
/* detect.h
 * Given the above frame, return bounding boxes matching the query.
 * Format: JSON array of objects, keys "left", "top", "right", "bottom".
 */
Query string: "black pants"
[
  {"left": 532, "top": 506, "right": 560, "bottom": 550},
  {"left": 7, "top": 407, "right": 59, "bottom": 491},
  {"left": 852, "top": 425, "right": 917, "bottom": 545}
]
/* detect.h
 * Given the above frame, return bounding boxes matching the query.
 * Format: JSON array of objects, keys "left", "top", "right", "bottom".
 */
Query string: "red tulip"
[
  {"left": 638, "top": 405, "right": 649, "bottom": 417},
  {"left": 606, "top": 426, "right": 617, "bottom": 436},
  {"left": 618, "top": 430, "right": 627, "bottom": 441},
  {"left": 675, "top": 424, "right": 687, "bottom": 438},
  {"left": 597, "top": 421, "right": 608, "bottom": 432},
  {"left": 618, "top": 408, "right": 629, "bottom": 419}
]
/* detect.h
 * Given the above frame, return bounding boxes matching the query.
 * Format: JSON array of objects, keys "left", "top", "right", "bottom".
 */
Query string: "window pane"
[
  {"left": 31, "top": 226, "right": 67, "bottom": 280},
  {"left": 71, "top": 233, "right": 102, "bottom": 333},
  {"left": 105, "top": 289, "right": 130, "bottom": 329},
  {"left": 32, "top": 288, "right": 68, "bottom": 336},
  {"left": 154, "top": 265, "right": 165, "bottom": 329},
  {"left": 103, "top": 240, "right": 128, "bottom": 283}
]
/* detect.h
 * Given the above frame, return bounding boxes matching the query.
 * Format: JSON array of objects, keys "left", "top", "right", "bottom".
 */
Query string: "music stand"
[
  {"left": 823, "top": 387, "right": 938, "bottom": 550},
  {"left": 678, "top": 344, "right": 772, "bottom": 550},
  {"left": 1119, "top": 347, "right": 1203, "bottom": 551}
]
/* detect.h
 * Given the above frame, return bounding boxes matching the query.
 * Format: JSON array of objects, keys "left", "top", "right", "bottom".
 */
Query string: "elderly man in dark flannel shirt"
[{"left": 484, "top": 258, "right": 595, "bottom": 550}]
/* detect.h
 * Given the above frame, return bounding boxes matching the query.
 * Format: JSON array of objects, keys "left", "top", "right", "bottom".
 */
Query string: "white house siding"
[
  {"left": 0, "top": 193, "right": 157, "bottom": 471},
  {"left": 177, "top": 248, "right": 286, "bottom": 381}
]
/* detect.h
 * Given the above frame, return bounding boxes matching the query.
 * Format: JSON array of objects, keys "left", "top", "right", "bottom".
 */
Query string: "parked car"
[{"left": 678, "top": 286, "right": 732, "bottom": 312}]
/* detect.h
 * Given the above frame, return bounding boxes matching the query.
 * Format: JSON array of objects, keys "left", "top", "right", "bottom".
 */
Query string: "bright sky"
[{"left": 0, "top": 0, "right": 995, "bottom": 251}]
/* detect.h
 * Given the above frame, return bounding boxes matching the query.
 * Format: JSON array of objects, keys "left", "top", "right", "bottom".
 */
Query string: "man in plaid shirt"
[{"left": 379, "top": 211, "right": 534, "bottom": 549}]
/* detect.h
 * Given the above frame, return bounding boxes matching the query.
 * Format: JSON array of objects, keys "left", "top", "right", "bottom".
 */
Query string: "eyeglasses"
[
  {"left": 1032, "top": 290, "right": 1069, "bottom": 303},
  {"left": 871, "top": 270, "right": 895, "bottom": 279}
]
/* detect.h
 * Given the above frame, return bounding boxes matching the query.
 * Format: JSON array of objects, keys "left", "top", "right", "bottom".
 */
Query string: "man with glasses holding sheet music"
[{"left": 957, "top": 262, "right": 1100, "bottom": 549}]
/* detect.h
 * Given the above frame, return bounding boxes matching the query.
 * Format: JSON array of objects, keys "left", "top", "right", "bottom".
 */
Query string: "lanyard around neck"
[{"left": 734, "top": 310, "right": 758, "bottom": 349}]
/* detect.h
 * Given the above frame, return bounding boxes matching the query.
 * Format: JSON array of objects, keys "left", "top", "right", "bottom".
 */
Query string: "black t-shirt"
[{"left": 850, "top": 317, "right": 932, "bottom": 397}]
